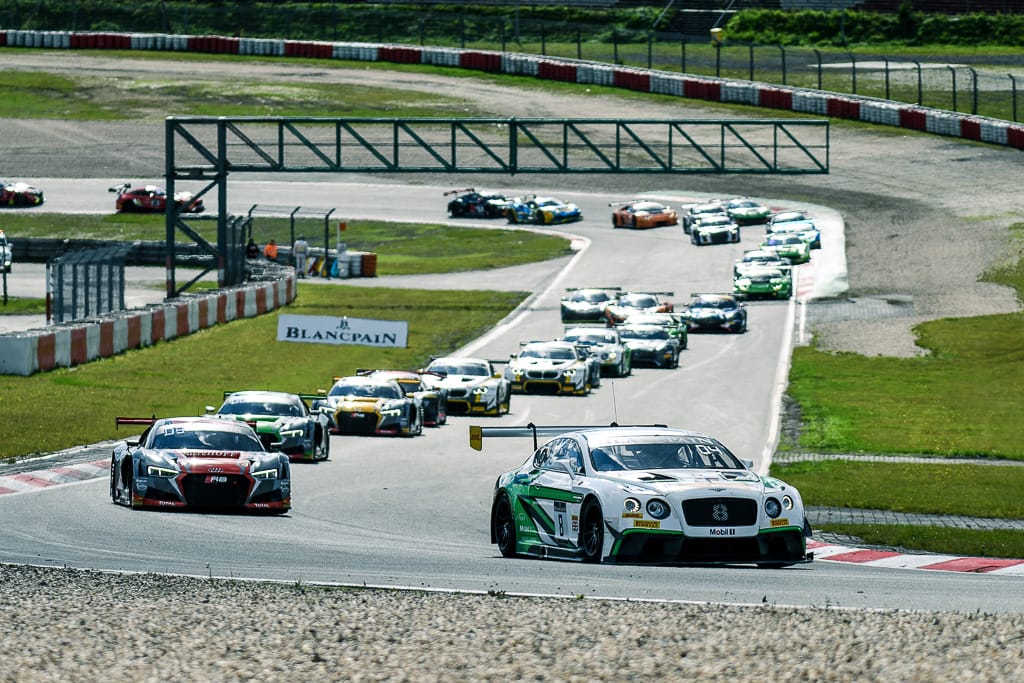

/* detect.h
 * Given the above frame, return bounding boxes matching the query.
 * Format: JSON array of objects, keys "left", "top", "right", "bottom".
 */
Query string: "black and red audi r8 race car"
[
  {"left": 109, "top": 416, "right": 291, "bottom": 513},
  {"left": 108, "top": 182, "right": 204, "bottom": 213},
  {"left": 444, "top": 188, "right": 510, "bottom": 218}
]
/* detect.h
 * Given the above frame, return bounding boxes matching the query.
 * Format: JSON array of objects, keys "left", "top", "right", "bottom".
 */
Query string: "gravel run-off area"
[{"left": 1, "top": 53, "right": 1023, "bottom": 680}]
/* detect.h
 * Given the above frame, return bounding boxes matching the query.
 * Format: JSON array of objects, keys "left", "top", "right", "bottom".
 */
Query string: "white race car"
[
  {"left": 422, "top": 357, "right": 511, "bottom": 417},
  {"left": 504, "top": 340, "right": 597, "bottom": 396},
  {"left": 478, "top": 424, "right": 812, "bottom": 566}
]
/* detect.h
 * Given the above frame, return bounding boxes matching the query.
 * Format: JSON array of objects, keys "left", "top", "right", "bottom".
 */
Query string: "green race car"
[
  {"left": 760, "top": 233, "right": 811, "bottom": 265},
  {"left": 725, "top": 198, "right": 772, "bottom": 226},
  {"left": 733, "top": 265, "right": 793, "bottom": 300},
  {"left": 616, "top": 311, "right": 689, "bottom": 350},
  {"left": 209, "top": 390, "right": 331, "bottom": 462}
]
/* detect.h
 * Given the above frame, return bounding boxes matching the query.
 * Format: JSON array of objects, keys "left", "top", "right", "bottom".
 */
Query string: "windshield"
[
  {"left": 619, "top": 326, "right": 667, "bottom": 340},
  {"left": 564, "top": 332, "right": 616, "bottom": 344},
  {"left": 151, "top": 428, "right": 265, "bottom": 452},
  {"left": 219, "top": 400, "right": 303, "bottom": 417},
  {"left": 429, "top": 361, "right": 489, "bottom": 376},
  {"left": 329, "top": 382, "right": 401, "bottom": 399},
  {"left": 691, "top": 297, "right": 735, "bottom": 309},
  {"left": 588, "top": 436, "right": 743, "bottom": 472},
  {"left": 619, "top": 294, "right": 658, "bottom": 308},
  {"left": 568, "top": 290, "right": 611, "bottom": 303},
  {"left": 521, "top": 346, "right": 575, "bottom": 360}
]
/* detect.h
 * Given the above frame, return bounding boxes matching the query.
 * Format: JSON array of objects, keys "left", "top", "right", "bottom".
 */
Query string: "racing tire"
[
  {"left": 493, "top": 495, "right": 517, "bottom": 558},
  {"left": 671, "top": 352, "right": 680, "bottom": 369},
  {"left": 500, "top": 391, "right": 511, "bottom": 415},
  {"left": 580, "top": 500, "right": 604, "bottom": 563}
]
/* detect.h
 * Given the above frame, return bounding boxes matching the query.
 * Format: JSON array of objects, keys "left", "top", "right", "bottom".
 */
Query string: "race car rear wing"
[
  {"left": 470, "top": 423, "right": 667, "bottom": 451},
  {"left": 443, "top": 187, "right": 476, "bottom": 196},
  {"left": 564, "top": 286, "right": 621, "bottom": 292},
  {"left": 115, "top": 416, "right": 158, "bottom": 428}
]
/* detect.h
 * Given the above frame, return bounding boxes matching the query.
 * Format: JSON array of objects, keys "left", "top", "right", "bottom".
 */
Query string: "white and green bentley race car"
[{"left": 476, "top": 424, "right": 812, "bottom": 567}]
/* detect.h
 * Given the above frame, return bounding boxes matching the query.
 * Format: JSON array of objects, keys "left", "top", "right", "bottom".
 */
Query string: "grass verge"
[
  {"left": 817, "top": 524, "right": 1024, "bottom": 561},
  {"left": 0, "top": 214, "right": 575, "bottom": 276},
  {"left": 0, "top": 297, "right": 47, "bottom": 315},
  {"left": 0, "top": 283, "right": 527, "bottom": 460}
]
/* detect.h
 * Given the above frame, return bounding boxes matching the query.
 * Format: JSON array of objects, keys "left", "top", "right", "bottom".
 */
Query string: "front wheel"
[
  {"left": 493, "top": 496, "right": 517, "bottom": 558},
  {"left": 580, "top": 500, "right": 604, "bottom": 563}
]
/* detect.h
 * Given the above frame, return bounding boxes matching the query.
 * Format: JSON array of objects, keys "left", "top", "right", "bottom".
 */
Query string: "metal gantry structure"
[{"left": 164, "top": 116, "right": 830, "bottom": 296}]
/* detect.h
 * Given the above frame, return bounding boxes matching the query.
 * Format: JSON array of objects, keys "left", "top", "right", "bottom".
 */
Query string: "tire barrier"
[{"left": 0, "top": 275, "right": 296, "bottom": 376}]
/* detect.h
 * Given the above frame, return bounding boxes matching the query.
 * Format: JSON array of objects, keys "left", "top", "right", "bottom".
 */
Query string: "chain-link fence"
[{"left": 46, "top": 244, "right": 132, "bottom": 324}]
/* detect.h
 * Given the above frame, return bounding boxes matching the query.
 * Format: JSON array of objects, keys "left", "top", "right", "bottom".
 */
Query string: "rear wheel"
[
  {"left": 580, "top": 500, "right": 604, "bottom": 563},
  {"left": 493, "top": 495, "right": 517, "bottom": 558}
]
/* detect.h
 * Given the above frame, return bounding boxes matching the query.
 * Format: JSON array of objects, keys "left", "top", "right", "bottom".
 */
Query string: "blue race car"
[{"left": 505, "top": 195, "right": 582, "bottom": 225}]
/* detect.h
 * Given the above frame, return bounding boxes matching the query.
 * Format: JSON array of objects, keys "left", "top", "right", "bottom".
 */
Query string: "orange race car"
[{"left": 609, "top": 199, "right": 679, "bottom": 229}]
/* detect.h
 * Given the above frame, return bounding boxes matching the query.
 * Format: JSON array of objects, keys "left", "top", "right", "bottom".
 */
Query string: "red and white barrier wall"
[
  {"left": 2, "top": 28, "right": 1023, "bottom": 150},
  {"left": 0, "top": 276, "right": 295, "bottom": 376}
]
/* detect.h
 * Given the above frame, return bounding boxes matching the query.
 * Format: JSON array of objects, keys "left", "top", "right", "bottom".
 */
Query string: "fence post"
[
  {"left": 419, "top": 17, "right": 424, "bottom": 46},
  {"left": 813, "top": 49, "right": 822, "bottom": 90},
  {"left": 884, "top": 58, "right": 890, "bottom": 99},
  {"left": 914, "top": 61, "right": 922, "bottom": 105},
  {"left": 947, "top": 65, "right": 957, "bottom": 112},
  {"left": 778, "top": 44, "right": 786, "bottom": 85},
  {"left": 613, "top": 30, "right": 618, "bottom": 65},
  {"left": 848, "top": 52, "right": 857, "bottom": 94},
  {"left": 680, "top": 37, "right": 686, "bottom": 74},
  {"left": 749, "top": 43, "right": 754, "bottom": 82},
  {"left": 648, "top": 31, "right": 653, "bottom": 70},
  {"left": 501, "top": 20, "right": 506, "bottom": 53},
  {"left": 577, "top": 28, "right": 581, "bottom": 60},
  {"left": 968, "top": 67, "right": 978, "bottom": 115},
  {"left": 541, "top": 24, "right": 546, "bottom": 56},
  {"left": 1010, "top": 74, "right": 1018, "bottom": 122}
]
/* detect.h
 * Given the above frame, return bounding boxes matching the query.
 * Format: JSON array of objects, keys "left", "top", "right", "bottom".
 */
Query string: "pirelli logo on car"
[
  {"left": 634, "top": 519, "right": 661, "bottom": 529},
  {"left": 771, "top": 518, "right": 790, "bottom": 528},
  {"left": 277, "top": 314, "right": 408, "bottom": 348}
]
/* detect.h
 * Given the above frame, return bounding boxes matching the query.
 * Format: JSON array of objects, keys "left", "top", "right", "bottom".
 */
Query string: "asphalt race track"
[{"left": 3, "top": 179, "right": 1023, "bottom": 614}]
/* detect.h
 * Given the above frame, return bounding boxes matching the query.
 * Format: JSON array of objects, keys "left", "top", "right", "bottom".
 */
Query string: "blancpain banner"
[{"left": 277, "top": 314, "right": 408, "bottom": 348}]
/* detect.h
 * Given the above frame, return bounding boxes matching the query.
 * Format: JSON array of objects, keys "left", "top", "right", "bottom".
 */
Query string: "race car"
[
  {"left": 760, "top": 233, "right": 811, "bottom": 265},
  {"left": 561, "top": 326, "right": 633, "bottom": 378},
  {"left": 479, "top": 424, "right": 812, "bottom": 566},
  {"left": 422, "top": 357, "right": 511, "bottom": 416},
  {"left": 560, "top": 287, "right": 621, "bottom": 323},
  {"left": 615, "top": 323, "right": 681, "bottom": 368},
  {"left": 444, "top": 188, "right": 509, "bottom": 218},
  {"left": 109, "top": 416, "right": 291, "bottom": 513},
  {"left": 681, "top": 199, "right": 726, "bottom": 234},
  {"left": 108, "top": 182, "right": 205, "bottom": 213},
  {"left": 616, "top": 311, "right": 689, "bottom": 350},
  {"left": 767, "top": 210, "right": 821, "bottom": 246},
  {"left": 603, "top": 291, "right": 674, "bottom": 325},
  {"left": 690, "top": 214, "right": 741, "bottom": 245},
  {"left": 357, "top": 369, "right": 448, "bottom": 426},
  {"left": 609, "top": 200, "right": 678, "bottom": 229},
  {"left": 679, "top": 293, "right": 748, "bottom": 333},
  {"left": 504, "top": 340, "right": 596, "bottom": 396},
  {"left": 733, "top": 248, "right": 792, "bottom": 278},
  {"left": 0, "top": 229, "right": 12, "bottom": 273},
  {"left": 733, "top": 265, "right": 793, "bottom": 300},
  {"left": 725, "top": 197, "right": 771, "bottom": 225},
  {"left": 208, "top": 390, "right": 330, "bottom": 462},
  {"left": 312, "top": 375, "right": 423, "bottom": 436},
  {"left": 504, "top": 195, "right": 582, "bottom": 225},
  {"left": 0, "top": 179, "right": 44, "bottom": 207}
]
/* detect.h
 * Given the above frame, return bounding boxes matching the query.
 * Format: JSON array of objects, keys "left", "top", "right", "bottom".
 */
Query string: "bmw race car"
[
  {"left": 679, "top": 293, "right": 748, "bottom": 333},
  {"left": 209, "top": 390, "right": 330, "bottom": 462},
  {"left": 422, "top": 357, "right": 511, "bottom": 416},
  {"left": 733, "top": 265, "right": 793, "bottom": 300},
  {"left": 690, "top": 214, "right": 741, "bottom": 245},
  {"left": 760, "top": 233, "right": 811, "bottom": 265},
  {"left": 108, "top": 182, "right": 204, "bottom": 213},
  {"left": 560, "top": 287, "right": 621, "bottom": 323},
  {"left": 444, "top": 188, "right": 509, "bottom": 218},
  {"left": 312, "top": 375, "right": 423, "bottom": 436},
  {"left": 681, "top": 199, "right": 726, "bottom": 234},
  {"left": 615, "top": 323, "right": 681, "bottom": 368},
  {"left": 725, "top": 198, "right": 771, "bottom": 226},
  {"left": 603, "top": 291, "right": 674, "bottom": 325},
  {"left": 1, "top": 179, "right": 44, "bottom": 207},
  {"left": 733, "top": 248, "right": 792, "bottom": 278},
  {"left": 505, "top": 195, "right": 582, "bottom": 225},
  {"left": 561, "top": 326, "right": 633, "bottom": 378},
  {"left": 504, "top": 340, "right": 596, "bottom": 396},
  {"left": 479, "top": 424, "right": 812, "bottom": 566},
  {"left": 358, "top": 369, "right": 448, "bottom": 426},
  {"left": 609, "top": 200, "right": 678, "bottom": 229},
  {"left": 109, "top": 416, "right": 291, "bottom": 513}
]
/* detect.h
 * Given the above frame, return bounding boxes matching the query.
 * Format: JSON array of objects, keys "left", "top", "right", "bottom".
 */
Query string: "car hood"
[
  {"left": 433, "top": 374, "right": 489, "bottom": 389},
  {"left": 513, "top": 358, "right": 576, "bottom": 370},
  {"left": 621, "top": 338, "right": 668, "bottom": 350},
  {"left": 601, "top": 468, "right": 766, "bottom": 494}
]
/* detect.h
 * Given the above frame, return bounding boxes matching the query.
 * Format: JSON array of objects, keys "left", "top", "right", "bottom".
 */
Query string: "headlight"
[
  {"left": 279, "top": 428, "right": 303, "bottom": 438},
  {"left": 380, "top": 408, "right": 402, "bottom": 417},
  {"left": 147, "top": 465, "right": 178, "bottom": 478},
  {"left": 623, "top": 498, "right": 642, "bottom": 513},
  {"left": 782, "top": 495, "right": 794, "bottom": 511},
  {"left": 252, "top": 467, "right": 279, "bottom": 480},
  {"left": 472, "top": 386, "right": 489, "bottom": 395},
  {"left": 605, "top": 352, "right": 617, "bottom": 360},
  {"left": 646, "top": 499, "right": 671, "bottom": 520},
  {"left": 562, "top": 369, "right": 577, "bottom": 378},
  {"left": 764, "top": 497, "right": 782, "bottom": 518},
  {"left": 735, "top": 278, "right": 750, "bottom": 287}
]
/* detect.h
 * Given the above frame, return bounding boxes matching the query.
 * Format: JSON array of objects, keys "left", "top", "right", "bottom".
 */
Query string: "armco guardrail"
[{"left": 2, "top": 29, "right": 1021, "bottom": 150}]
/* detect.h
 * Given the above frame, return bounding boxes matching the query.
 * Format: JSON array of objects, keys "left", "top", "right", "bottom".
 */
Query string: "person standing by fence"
[
  {"left": 293, "top": 234, "right": 309, "bottom": 277},
  {"left": 263, "top": 239, "right": 278, "bottom": 262}
]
